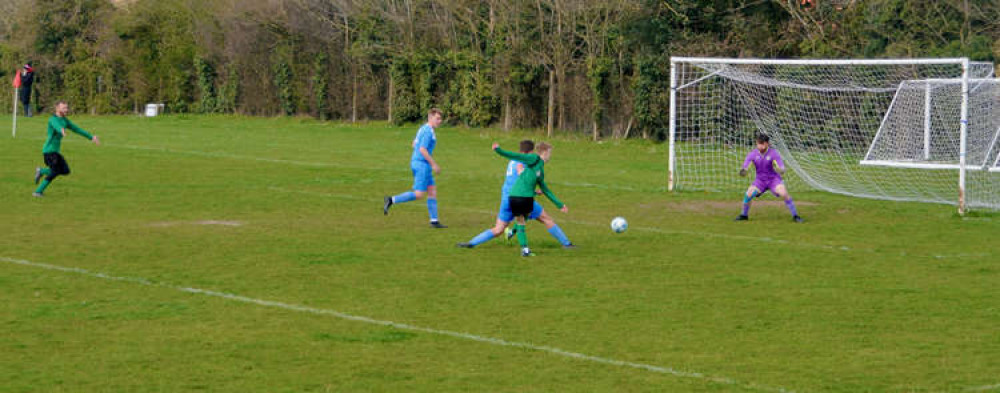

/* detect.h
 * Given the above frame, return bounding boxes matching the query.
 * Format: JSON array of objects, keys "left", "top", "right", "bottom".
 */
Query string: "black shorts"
[
  {"left": 43, "top": 153, "right": 71, "bottom": 176},
  {"left": 508, "top": 196, "right": 535, "bottom": 219}
]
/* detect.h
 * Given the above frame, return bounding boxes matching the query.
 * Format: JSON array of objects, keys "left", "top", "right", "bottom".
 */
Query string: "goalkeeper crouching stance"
[{"left": 735, "top": 133, "right": 803, "bottom": 223}]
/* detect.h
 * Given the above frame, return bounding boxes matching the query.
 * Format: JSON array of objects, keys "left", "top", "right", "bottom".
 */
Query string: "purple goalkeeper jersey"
[{"left": 743, "top": 148, "right": 785, "bottom": 182}]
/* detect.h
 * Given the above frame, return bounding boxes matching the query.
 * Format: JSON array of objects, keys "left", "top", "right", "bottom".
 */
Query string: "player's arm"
[
  {"left": 417, "top": 131, "right": 439, "bottom": 172},
  {"left": 65, "top": 119, "right": 99, "bottom": 144},
  {"left": 419, "top": 147, "right": 438, "bottom": 172},
  {"left": 739, "top": 152, "right": 753, "bottom": 177},
  {"left": 537, "top": 178, "right": 566, "bottom": 212},
  {"left": 772, "top": 150, "right": 786, "bottom": 174},
  {"left": 492, "top": 144, "right": 539, "bottom": 164}
]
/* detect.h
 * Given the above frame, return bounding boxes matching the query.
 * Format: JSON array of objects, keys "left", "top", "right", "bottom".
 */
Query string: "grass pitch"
[{"left": 0, "top": 114, "right": 997, "bottom": 392}]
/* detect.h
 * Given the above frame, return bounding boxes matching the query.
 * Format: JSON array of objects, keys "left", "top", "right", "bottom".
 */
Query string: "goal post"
[{"left": 669, "top": 57, "right": 1000, "bottom": 212}]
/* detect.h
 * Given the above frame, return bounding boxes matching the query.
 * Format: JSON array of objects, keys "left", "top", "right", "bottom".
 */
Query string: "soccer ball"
[{"left": 610, "top": 217, "right": 628, "bottom": 233}]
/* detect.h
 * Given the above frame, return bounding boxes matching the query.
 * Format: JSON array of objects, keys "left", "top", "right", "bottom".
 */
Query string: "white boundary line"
[
  {"left": 968, "top": 384, "right": 1000, "bottom": 392},
  {"left": 0, "top": 256, "right": 793, "bottom": 393}
]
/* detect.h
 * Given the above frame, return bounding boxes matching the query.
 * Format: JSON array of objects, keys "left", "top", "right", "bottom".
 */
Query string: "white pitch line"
[
  {"left": 969, "top": 384, "right": 1000, "bottom": 392},
  {"left": 0, "top": 256, "right": 792, "bottom": 393}
]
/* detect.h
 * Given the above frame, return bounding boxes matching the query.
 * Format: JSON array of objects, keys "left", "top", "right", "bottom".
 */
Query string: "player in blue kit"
[
  {"left": 384, "top": 108, "right": 447, "bottom": 228},
  {"left": 456, "top": 140, "right": 574, "bottom": 249},
  {"left": 735, "top": 133, "right": 803, "bottom": 223}
]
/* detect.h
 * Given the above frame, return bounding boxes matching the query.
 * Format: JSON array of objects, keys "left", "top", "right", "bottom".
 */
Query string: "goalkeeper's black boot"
[
  {"left": 383, "top": 196, "right": 393, "bottom": 215},
  {"left": 734, "top": 215, "right": 749, "bottom": 221},
  {"left": 793, "top": 215, "right": 804, "bottom": 223}
]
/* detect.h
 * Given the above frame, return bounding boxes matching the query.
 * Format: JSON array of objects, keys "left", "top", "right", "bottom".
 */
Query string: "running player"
[
  {"left": 383, "top": 108, "right": 446, "bottom": 228},
  {"left": 491, "top": 141, "right": 567, "bottom": 257},
  {"left": 33, "top": 101, "right": 100, "bottom": 197}
]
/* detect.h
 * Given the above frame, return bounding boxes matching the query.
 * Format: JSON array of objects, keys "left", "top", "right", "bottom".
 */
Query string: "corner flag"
[{"left": 12, "top": 71, "right": 19, "bottom": 137}]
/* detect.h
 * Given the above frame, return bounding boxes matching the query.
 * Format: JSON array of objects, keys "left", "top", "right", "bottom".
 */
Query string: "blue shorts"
[
  {"left": 411, "top": 162, "right": 435, "bottom": 191},
  {"left": 498, "top": 198, "right": 543, "bottom": 222}
]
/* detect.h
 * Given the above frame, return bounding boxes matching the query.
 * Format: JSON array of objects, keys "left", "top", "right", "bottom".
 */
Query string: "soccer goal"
[{"left": 669, "top": 57, "right": 1000, "bottom": 212}]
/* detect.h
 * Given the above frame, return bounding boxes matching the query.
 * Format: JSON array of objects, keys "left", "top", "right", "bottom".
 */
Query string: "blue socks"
[
  {"left": 427, "top": 198, "right": 439, "bottom": 222},
  {"left": 469, "top": 230, "right": 494, "bottom": 246},
  {"left": 389, "top": 192, "right": 440, "bottom": 222},
  {"left": 391, "top": 191, "right": 416, "bottom": 204},
  {"left": 785, "top": 198, "right": 799, "bottom": 217},
  {"left": 741, "top": 190, "right": 759, "bottom": 216},
  {"left": 547, "top": 225, "right": 571, "bottom": 246}
]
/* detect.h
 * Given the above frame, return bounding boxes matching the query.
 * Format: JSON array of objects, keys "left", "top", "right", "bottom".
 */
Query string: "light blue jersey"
[
  {"left": 498, "top": 159, "right": 543, "bottom": 222},
  {"left": 500, "top": 160, "right": 521, "bottom": 199},
  {"left": 410, "top": 124, "right": 436, "bottom": 164}
]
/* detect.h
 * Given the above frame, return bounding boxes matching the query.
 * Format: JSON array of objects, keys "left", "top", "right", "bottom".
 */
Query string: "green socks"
[
  {"left": 515, "top": 224, "right": 527, "bottom": 248},
  {"left": 35, "top": 178, "right": 51, "bottom": 194}
]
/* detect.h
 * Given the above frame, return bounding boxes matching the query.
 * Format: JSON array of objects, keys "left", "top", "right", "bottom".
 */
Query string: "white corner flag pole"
[{"left": 11, "top": 86, "right": 17, "bottom": 138}]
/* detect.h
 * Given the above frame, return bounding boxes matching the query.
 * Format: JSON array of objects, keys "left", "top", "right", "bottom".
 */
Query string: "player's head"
[
  {"left": 427, "top": 108, "right": 443, "bottom": 127},
  {"left": 537, "top": 142, "right": 553, "bottom": 162},
  {"left": 519, "top": 139, "right": 535, "bottom": 153},
  {"left": 755, "top": 133, "right": 770, "bottom": 152},
  {"left": 54, "top": 101, "right": 69, "bottom": 117}
]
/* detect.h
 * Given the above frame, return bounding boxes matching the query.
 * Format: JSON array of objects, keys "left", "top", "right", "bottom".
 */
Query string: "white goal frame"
[{"left": 668, "top": 57, "right": 977, "bottom": 213}]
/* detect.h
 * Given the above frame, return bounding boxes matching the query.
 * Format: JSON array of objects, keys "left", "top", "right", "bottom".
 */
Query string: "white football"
[{"left": 610, "top": 217, "right": 628, "bottom": 233}]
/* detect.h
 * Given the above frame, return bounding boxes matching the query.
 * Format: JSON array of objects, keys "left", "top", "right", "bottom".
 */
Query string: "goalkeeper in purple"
[{"left": 735, "top": 134, "right": 803, "bottom": 223}]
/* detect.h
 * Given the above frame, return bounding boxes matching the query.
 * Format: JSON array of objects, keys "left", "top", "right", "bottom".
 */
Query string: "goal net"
[{"left": 669, "top": 57, "right": 1000, "bottom": 211}]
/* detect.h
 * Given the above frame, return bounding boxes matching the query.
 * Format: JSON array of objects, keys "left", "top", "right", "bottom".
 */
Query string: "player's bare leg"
[
  {"left": 735, "top": 185, "right": 761, "bottom": 221},
  {"left": 773, "top": 184, "right": 803, "bottom": 222}
]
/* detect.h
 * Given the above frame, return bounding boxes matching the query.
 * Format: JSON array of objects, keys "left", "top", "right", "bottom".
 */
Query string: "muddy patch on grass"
[
  {"left": 148, "top": 220, "right": 244, "bottom": 228},
  {"left": 642, "top": 200, "right": 819, "bottom": 214}
]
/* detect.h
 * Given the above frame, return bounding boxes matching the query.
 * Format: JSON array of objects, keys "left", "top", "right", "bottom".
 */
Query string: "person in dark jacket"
[{"left": 19, "top": 63, "right": 34, "bottom": 117}]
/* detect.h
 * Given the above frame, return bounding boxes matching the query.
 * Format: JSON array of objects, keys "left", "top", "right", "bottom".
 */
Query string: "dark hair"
[
  {"left": 428, "top": 108, "right": 443, "bottom": 118},
  {"left": 519, "top": 140, "right": 535, "bottom": 153},
  {"left": 756, "top": 133, "right": 770, "bottom": 143}
]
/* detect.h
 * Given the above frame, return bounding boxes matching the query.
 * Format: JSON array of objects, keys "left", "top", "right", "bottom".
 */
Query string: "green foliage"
[
  {"left": 312, "top": 53, "right": 329, "bottom": 120},
  {"left": 4, "top": 0, "right": 1000, "bottom": 133},
  {"left": 194, "top": 56, "right": 217, "bottom": 114},
  {"left": 632, "top": 55, "right": 669, "bottom": 140},
  {"left": 586, "top": 56, "right": 613, "bottom": 127},
  {"left": 390, "top": 60, "right": 420, "bottom": 125},
  {"left": 217, "top": 64, "right": 239, "bottom": 114},
  {"left": 272, "top": 42, "right": 295, "bottom": 116}
]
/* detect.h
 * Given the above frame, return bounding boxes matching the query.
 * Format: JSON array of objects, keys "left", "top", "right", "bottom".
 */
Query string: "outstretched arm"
[
  {"left": 64, "top": 119, "right": 95, "bottom": 141},
  {"left": 492, "top": 143, "right": 539, "bottom": 165},
  {"left": 537, "top": 178, "right": 565, "bottom": 210}
]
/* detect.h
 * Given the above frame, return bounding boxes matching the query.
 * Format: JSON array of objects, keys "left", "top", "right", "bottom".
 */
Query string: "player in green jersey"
[
  {"left": 492, "top": 141, "right": 567, "bottom": 257},
  {"left": 33, "top": 101, "right": 100, "bottom": 197}
]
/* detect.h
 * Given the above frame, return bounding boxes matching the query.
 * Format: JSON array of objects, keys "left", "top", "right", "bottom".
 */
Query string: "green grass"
[{"left": 0, "top": 114, "right": 998, "bottom": 392}]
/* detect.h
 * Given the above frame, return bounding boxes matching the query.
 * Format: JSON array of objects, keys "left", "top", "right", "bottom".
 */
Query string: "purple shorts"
[{"left": 752, "top": 177, "right": 783, "bottom": 195}]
